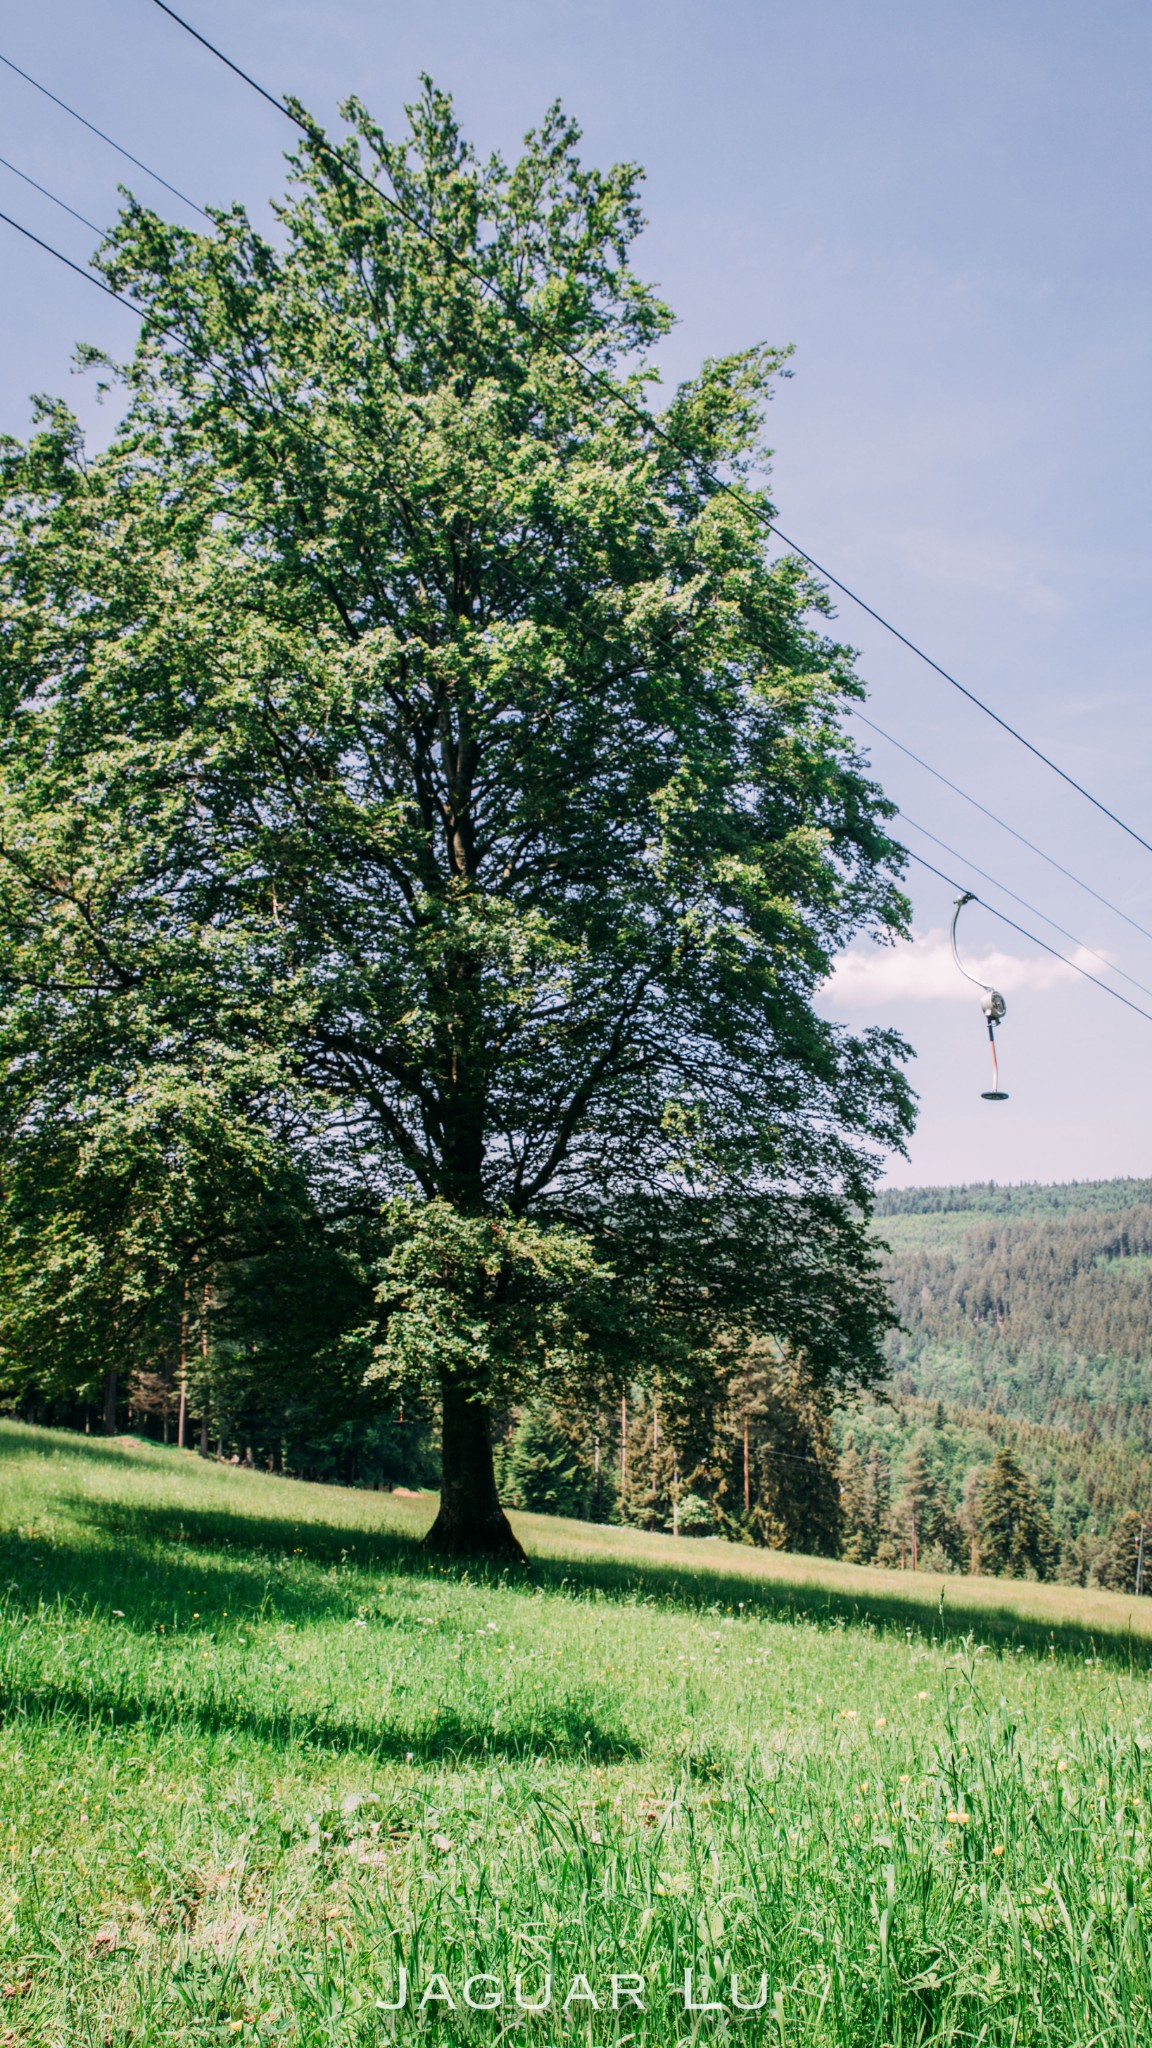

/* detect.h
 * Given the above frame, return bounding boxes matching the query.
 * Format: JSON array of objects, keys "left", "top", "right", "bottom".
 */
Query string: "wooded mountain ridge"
[{"left": 875, "top": 1176, "right": 1152, "bottom": 1445}]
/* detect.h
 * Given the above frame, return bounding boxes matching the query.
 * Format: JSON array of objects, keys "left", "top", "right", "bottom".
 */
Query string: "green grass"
[{"left": 5, "top": 1423, "right": 1152, "bottom": 2045}]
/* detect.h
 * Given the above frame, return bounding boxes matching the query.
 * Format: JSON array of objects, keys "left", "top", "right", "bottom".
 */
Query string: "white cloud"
[{"left": 824, "top": 927, "right": 1096, "bottom": 1008}]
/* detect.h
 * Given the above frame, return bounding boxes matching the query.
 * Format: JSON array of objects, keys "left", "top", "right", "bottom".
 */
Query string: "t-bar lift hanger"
[{"left": 950, "top": 892, "right": 1009, "bottom": 1101}]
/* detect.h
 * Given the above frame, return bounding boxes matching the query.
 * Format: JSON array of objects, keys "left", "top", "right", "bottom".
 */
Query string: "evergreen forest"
[{"left": 839, "top": 1178, "right": 1152, "bottom": 1587}]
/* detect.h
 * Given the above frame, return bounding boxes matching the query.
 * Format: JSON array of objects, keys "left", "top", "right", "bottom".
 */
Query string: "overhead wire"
[
  {"left": 855, "top": 708, "right": 1152, "bottom": 949},
  {"left": 0, "top": 48, "right": 209, "bottom": 220},
  {"left": 0, "top": 206, "right": 166, "bottom": 315},
  {"left": 4, "top": 179, "right": 1152, "bottom": 1043},
  {"left": 146, "top": 0, "right": 1152, "bottom": 865},
  {"left": 0, "top": 151, "right": 104, "bottom": 236}
]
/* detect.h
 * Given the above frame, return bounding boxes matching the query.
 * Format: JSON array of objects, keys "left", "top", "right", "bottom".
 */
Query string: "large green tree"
[
  {"left": 0, "top": 84, "right": 913, "bottom": 1556},
  {"left": 971, "top": 1448, "right": 1059, "bottom": 1581}
]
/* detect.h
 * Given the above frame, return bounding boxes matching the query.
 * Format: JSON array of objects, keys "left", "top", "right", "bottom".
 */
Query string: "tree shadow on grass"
[
  {"left": 527, "top": 1548, "right": 1152, "bottom": 1671},
  {"left": 0, "top": 1666, "right": 640, "bottom": 1765},
  {"left": 5, "top": 1423, "right": 1148, "bottom": 1674},
  {"left": 75, "top": 1492, "right": 426, "bottom": 1577},
  {"left": 1, "top": 1502, "right": 428, "bottom": 1634},
  {"left": 65, "top": 1491, "right": 1152, "bottom": 1674},
  {"left": 0, "top": 1509, "right": 641, "bottom": 1764}
]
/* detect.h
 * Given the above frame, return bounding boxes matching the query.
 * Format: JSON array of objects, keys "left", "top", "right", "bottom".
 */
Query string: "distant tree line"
[{"left": 836, "top": 1392, "right": 1152, "bottom": 1591}]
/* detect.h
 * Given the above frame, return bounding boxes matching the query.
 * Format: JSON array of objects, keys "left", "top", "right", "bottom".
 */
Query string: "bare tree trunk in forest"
[
  {"left": 424, "top": 1377, "right": 525, "bottom": 1561},
  {"left": 103, "top": 1364, "right": 118, "bottom": 1436},
  {"left": 743, "top": 1414, "right": 750, "bottom": 1516},
  {"left": 191, "top": 1289, "right": 212, "bottom": 1454},
  {"left": 177, "top": 1282, "right": 189, "bottom": 1450}
]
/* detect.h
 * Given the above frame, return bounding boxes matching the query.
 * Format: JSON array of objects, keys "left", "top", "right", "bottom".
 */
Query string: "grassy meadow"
[{"left": 4, "top": 1423, "right": 1152, "bottom": 2045}]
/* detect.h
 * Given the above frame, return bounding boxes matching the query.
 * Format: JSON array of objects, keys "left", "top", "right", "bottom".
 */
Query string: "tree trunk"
[
  {"left": 424, "top": 1377, "right": 525, "bottom": 1562},
  {"left": 103, "top": 1365, "right": 119, "bottom": 1436},
  {"left": 177, "top": 1286, "right": 188, "bottom": 1449}
]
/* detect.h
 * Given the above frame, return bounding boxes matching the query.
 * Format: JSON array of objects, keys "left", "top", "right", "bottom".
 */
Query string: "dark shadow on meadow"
[
  {"left": 4, "top": 1426, "right": 1149, "bottom": 1676},
  {"left": 0, "top": 1518, "right": 641, "bottom": 1763},
  {"left": 535, "top": 1548, "right": 1149, "bottom": 1671},
  {"left": 0, "top": 1668, "right": 638, "bottom": 1767}
]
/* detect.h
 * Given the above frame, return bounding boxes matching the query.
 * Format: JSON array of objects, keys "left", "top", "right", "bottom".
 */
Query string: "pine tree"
[
  {"left": 891, "top": 1433, "right": 960, "bottom": 1571},
  {"left": 711, "top": 1347, "right": 842, "bottom": 1555},
  {"left": 972, "top": 1448, "right": 1059, "bottom": 1581},
  {"left": 618, "top": 1396, "right": 680, "bottom": 1531},
  {"left": 497, "top": 1403, "right": 594, "bottom": 1520},
  {"left": 865, "top": 1447, "right": 894, "bottom": 1564},
  {"left": 838, "top": 1442, "right": 870, "bottom": 1561},
  {"left": 1094, "top": 1510, "right": 1151, "bottom": 1593}
]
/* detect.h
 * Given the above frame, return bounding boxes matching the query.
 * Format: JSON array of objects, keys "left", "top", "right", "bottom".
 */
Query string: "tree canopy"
[{"left": 0, "top": 83, "right": 913, "bottom": 1553}]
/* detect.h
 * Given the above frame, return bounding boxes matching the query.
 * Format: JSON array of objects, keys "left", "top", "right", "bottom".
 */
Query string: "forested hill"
[
  {"left": 876, "top": 1179, "right": 1152, "bottom": 1221},
  {"left": 875, "top": 1178, "right": 1152, "bottom": 1444}
]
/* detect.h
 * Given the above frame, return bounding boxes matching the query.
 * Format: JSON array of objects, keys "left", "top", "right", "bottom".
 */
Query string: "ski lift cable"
[
  {"left": 0, "top": 50, "right": 209, "bottom": 219},
  {"left": 903, "top": 849, "right": 1152, "bottom": 1028},
  {"left": 9, "top": 184, "right": 1152, "bottom": 1042},
  {"left": 855, "top": 710, "right": 1152, "bottom": 950},
  {"left": 897, "top": 810, "right": 1152, "bottom": 1004},
  {"left": 139, "top": 0, "right": 1152, "bottom": 865},
  {"left": 0, "top": 152, "right": 104, "bottom": 237},
  {"left": 0, "top": 206, "right": 171, "bottom": 319}
]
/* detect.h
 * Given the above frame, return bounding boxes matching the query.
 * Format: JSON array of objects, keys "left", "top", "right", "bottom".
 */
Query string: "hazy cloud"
[{"left": 824, "top": 927, "right": 1095, "bottom": 1007}]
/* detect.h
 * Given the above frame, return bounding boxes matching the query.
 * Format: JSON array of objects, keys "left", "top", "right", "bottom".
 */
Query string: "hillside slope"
[
  {"left": 848, "top": 1178, "right": 1152, "bottom": 1558},
  {"left": 4, "top": 1421, "right": 1152, "bottom": 2048}
]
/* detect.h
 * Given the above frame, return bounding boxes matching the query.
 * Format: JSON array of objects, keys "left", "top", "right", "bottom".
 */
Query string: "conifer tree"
[
  {"left": 497, "top": 1402, "right": 595, "bottom": 1519},
  {"left": 1094, "top": 1509, "right": 1151, "bottom": 1593},
  {"left": 838, "top": 1443, "right": 869, "bottom": 1561},
  {"left": 971, "top": 1448, "right": 1059, "bottom": 1581},
  {"left": 891, "top": 1432, "right": 960, "bottom": 1570},
  {"left": 617, "top": 1395, "right": 680, "bottom": 1530}
]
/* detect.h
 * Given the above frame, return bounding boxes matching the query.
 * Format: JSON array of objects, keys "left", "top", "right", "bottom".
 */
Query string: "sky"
[{"left": 2, "top": 0, "right": 1151, "bottom": 1189}]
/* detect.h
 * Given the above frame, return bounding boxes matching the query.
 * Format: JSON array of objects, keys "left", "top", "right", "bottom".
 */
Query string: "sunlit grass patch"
[{"left": 2, "top": 1419, "right": 1151, "bottom": 2045}]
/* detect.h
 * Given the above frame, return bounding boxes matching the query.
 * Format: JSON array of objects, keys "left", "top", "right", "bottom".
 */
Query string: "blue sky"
[{"left": 3, "top": 0, "right": 1150, "bottom": 1187}]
